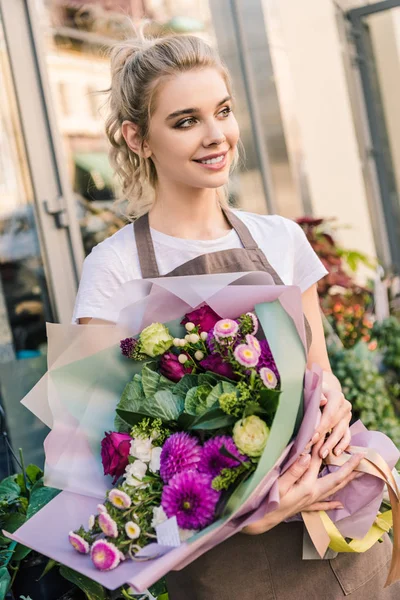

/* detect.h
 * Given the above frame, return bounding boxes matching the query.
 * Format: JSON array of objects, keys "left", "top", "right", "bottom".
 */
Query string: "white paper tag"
[{"left": 156, "top": 516, "right": 181, "bottom": 547}]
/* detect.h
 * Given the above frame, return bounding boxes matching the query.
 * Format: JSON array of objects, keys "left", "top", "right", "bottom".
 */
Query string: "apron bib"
[{"left": 133, "top": 210, "right": 398, "bottom": 599}]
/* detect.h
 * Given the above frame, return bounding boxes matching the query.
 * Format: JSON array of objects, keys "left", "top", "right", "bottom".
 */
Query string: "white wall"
[{"left": 271, "top": 0, "right": 377, "bottom": 264}]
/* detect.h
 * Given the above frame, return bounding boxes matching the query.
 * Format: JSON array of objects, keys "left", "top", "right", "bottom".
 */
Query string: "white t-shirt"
[{"left": 72, "top": 210, "right": 328, "bottom": 323}]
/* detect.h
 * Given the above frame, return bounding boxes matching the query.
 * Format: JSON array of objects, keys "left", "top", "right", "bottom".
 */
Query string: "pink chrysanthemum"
[
  {"left": 198, "top": 436, "right": 247, "bottom": 478},
  {"left": 98, "top": 512, "right": 119, "bottom": 538},
  {"left": 68, "top": 532, "right": 89, "bottom": 554},
  {"left": 108, "top": 489, "right": 131, "bottom": 509},
  {"left": 245, "top": 334, "right": 261, "bottom": 355},
  {"left": 246, "top": 312, "right": 259, "bottom": 334},
  {"left": 213, "top": 319, "right": 239, "bottom": 339},
  {"left": 160, "top": 433, "right": 202, "bottom": 483},
  {"left": 161, "top": 471, "right": 220, "bottom": 530},
  {"left": 260, "top": 367, "right": 278, "bottom": 389},
  {"left": 97, "top": 504, "right": 107, "bottom": 514},
  {"left": 91, "top": 539, "right": 121, "bottom": 571},
  {"left": 234, "top": 344, "right": 259, "bottom": 368},
  {"left": 257, "top": 340, "right": 280, "bottom": 382}
]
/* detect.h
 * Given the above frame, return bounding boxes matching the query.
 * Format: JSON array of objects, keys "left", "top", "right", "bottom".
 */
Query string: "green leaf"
[
  {"left": 176, "top": 412, "right": 197, "bottom": 430},
  {"left": 114, "top": 413, "right": 131, "bottom": 433},
  {"left": 0, "top": 477, "right": 20, "bottom": 503},
  {"left": 118, "top": 377, "right": 146, "bottom": 413},
  {"left": 25, "top": 465, "right": 43, "bottom": 484},
  {"left": 259, "top": 389, "right": 281, "bottom": 421},
  {"left": 190, "top": 407, "right": 236, "bottom": 430},
  {"left": 243, "top": 401, "right": 268, "bottom": 418},
  {"left": 173, "top": 374, "right": 199, "bottom": 399},
  {"left": 4, "top": 512, "right": 26, "bottom": 534},
  {"left": 184, "top": 385, "right": 213, "bottom": 416},
  {"left": 142, "top": 366, "right": 174, "bottom": 399},
  {"left": 151, "top": 390, "right": 184, "bottom": 421},
  {"left": 26, "top": 487, "right": 60, "bottom": 520},
  {"left": 59, "top": 566, "right": 106, "bottom": 600},
  {"left": 0, "top": 566, "right": 11, "bottom": 599},
  {"left": 39, "top": 558, "right": 58, "bottom": 580},
  {"left": 198, "top": 372, "right": 219, "bottom": 386},
  {"left": 206, "top": 381, "right": 238, "bottom": 409},
  {"left": 12, "top": 542, "right": 32, "bottom": 562}
]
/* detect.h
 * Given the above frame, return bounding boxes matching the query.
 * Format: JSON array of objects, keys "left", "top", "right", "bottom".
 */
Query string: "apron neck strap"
[{"left": 133, "top": 208, "right": 259, "bottom": 279}]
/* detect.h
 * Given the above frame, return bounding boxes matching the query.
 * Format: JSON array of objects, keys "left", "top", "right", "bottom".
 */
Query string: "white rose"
[
  {"left": 125, "top": 459, "right": 147, "bottom": 481},
  {"left": 149, "top": 446, "right": 162, "bottom": 473},
  {"left": 124, "top": 474, "right": 143, "bottom": 487},
  {"left": 151, "top": 505, "right": 168, "bottom": 528},
  {"left": 130, "top": 438, "right": 153, "bottom": 462}
]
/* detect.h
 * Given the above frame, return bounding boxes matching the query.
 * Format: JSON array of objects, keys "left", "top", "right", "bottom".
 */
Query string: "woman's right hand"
[{"left": 242, "top": 440, "right": 363, "bottom": 535}]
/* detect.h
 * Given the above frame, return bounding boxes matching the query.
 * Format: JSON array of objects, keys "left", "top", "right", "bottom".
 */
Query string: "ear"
[{"left": 121, "top": 121, "right": 152, "bottom": 158}]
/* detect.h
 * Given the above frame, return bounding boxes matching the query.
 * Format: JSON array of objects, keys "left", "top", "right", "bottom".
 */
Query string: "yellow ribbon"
[{"left": 302, "top": 445, "right": 400, "bottom": 587}]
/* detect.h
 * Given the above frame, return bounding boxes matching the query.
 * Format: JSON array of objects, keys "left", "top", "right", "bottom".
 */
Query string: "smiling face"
[{"left": 144, "top": 68, "right": 240, "bottom": 192}]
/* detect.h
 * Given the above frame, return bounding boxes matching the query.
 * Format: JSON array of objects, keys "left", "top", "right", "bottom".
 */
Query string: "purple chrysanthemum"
[
  {"left": 91, "top": 539, "right": 120, "bottom": 571},
  {"left": 160, "top": 433, "right": 202, "bottom": 483},
  {"left": 120, "top": 337, "right": 138, "bottom": 358},
  {"left": 198, "top": 436, "right": 247, "bottom": 478},
  {"left": 257, "top": 340, "right": 280, "bottom": 381},
  {"left": 161, "top": 470, "right": 220, "bottom": 530}
]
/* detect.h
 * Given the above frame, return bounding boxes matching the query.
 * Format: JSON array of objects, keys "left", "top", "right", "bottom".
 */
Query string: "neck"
[{"left": 149, "top": 180, "right": 231, "bottom": 240}]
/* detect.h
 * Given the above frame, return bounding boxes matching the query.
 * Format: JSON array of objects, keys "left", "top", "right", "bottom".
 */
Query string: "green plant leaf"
[
  {"left": 39, "top": 558, "right": 58, "bottom": 580},
  {"left": 190, "top": 407, "right": 236, "bottom": 430},
  {"left": 259, "top": 389, "right": 281, "bottom": 421},
  {"left": 243, "top": 401, "right": 268, "bottom": 418},
  {"left": 173, "top": 374, "right": 199, "bottom": 399},
  {"left": 26, "top": 487, "right": 60, "bottom": 520},
  {"left": 176, "top": 412, "right": 197, "bottom": 430},
  {"left": 142, "top": 366, "right": 174, "bottom": 399},
  {"left": 118, "top": 377, "right": 146, "bottom": 413},
  {"left": 12, "top": 542, "right": 32, "bottom": 562},
  {"left": 4, "top": 513, "right": 26, "bottom": 534},
  {"left": 0, "top": 566, "right": 11, "bottom": 599},
  {"left": 0, "top": 477, "right": 20, "bottom": 503},
  {"left": 184, "top": 385, "right": 213, "bottom": 416},
  {"left": 198, "top": 372, "right": 220, "bottom": 386},
  {"left": 25, "top": 465, "right": 43, "bottom": 484},
  {"left": 114, "top": 413, "right": 131, "bottom": 433},
  {"left": 206, "top": 381, "right": 238, "bottom": 409},
  {"left": 59, "top": 566, "right": 107, "bottom": 600},
  {"left": 117, "top": 389, "right": 184, "bottom": 425}
]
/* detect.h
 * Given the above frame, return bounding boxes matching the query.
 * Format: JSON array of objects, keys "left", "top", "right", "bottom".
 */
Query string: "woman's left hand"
[{"left": 311, "top": 371, "right": 352, "bottom": 459}]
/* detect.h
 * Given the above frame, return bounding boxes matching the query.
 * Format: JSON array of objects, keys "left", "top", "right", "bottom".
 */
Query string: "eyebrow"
[{"left": 166, "top": 95, "right": 232, "bottom": 121}]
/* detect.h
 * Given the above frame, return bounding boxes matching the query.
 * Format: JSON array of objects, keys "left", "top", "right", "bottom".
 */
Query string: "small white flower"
[
  {"left": 130, "top": 438, "right": 153, "bottom": 462},
  {"left": 124, "top": 475, "right": 143, "bottom": 487},
  {"left": 189, "top": 333, "right": 200, "bottom": 344},
  {"left": 185, "top": 322, "right": 195, "bottom": 332},
  {"left": 151, "top": 505, "right": 168, "bottom": 528},
  {"left": 194, "top": 350, "right": 204, "bottom": 361},
  {"left": 200, "top": 331, "right": 208, "bottom": 341},
  {"left": 125, "top": 521, "right": 141, "bottom": 540},
  {"left": 124, "top": 460, "right": 147, "bottom": 487},
  {"left": 88, "top": 514, "right": 95, "bottom": 530},
  {"left": 178, "top": 354, "right": 188, "bottom": 364},
  {"left": 149, "top": 446, "right": 162, "bottom": 473}
]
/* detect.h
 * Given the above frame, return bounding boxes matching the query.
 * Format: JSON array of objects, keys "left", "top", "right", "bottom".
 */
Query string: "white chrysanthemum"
[{"left": 125, "top": 521, "right": 141, "bottom": 540}]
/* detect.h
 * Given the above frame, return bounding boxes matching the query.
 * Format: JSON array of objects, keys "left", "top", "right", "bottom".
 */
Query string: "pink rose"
[
  {"left": 182, "top": 305, "right": 222, "bottom": 333},
  {"left": 160, "top": 352, "right": 192, "bottom": 383},
  {"left": 101, "top": 432, "right": 131, "bottom": 483}
]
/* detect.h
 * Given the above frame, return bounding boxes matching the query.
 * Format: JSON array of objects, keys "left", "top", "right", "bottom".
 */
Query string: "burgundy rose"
[
  {"left": 160, "top": 352, "right": 192, "bottom": 383},
  {"left": 200, "top": 354, "right": 237, "bottom": 380},
  {"left": 182, "top": 305, "right": 222, "bottom": 333},
  {"left": 101, "top": 431, "right": 131, "bottom": 483}
]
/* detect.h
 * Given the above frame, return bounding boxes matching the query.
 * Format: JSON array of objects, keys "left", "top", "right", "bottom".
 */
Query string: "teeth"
[{"left": 200, "top": 155, "right": 225, "bottom": 165}]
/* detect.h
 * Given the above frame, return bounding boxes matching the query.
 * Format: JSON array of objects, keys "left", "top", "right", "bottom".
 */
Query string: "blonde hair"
[{"left": 105, "top": 32, "right": 237, "bottom": 220}]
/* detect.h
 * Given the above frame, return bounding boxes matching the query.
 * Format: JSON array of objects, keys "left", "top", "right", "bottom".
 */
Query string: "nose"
[{"left": 202, "top": 119, "right": 226, "bottom": 147}]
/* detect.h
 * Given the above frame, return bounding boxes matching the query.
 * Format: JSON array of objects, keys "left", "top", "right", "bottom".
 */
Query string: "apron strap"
[
  {"left": 133, "top": 208, "right": 260, "bottom": 278},
  {"left": 133, "top": 213, "right": 160, "bottom": 279}
]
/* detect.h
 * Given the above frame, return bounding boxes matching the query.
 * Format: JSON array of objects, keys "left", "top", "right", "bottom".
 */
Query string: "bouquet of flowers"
[
  {"left": 69, "top": 305, "right": 282, "bottom": 570},
  {"left": 4, "top": 273, "right": 400, "bottom": 591}
]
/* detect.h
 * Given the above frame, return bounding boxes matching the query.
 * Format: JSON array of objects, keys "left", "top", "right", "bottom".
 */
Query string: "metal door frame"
[
  {"left": 0, "top": 0, "right": 85, "bottom": 323},
  {"left": 346, "top": 0, "right": 400, "bottom": 271}
]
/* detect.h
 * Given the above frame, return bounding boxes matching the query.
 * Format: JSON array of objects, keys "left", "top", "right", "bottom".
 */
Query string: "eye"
[
  {"left": 218, "top": 106, "right": 232, "bottom": 118},
  {"left": 174, "top": 117, "right": 198, "bottom": 129}
]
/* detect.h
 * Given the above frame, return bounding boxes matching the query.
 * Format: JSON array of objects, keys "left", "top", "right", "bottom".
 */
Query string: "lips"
[{"left": 193, "top": 151, "right": 228, "bottom": 163}]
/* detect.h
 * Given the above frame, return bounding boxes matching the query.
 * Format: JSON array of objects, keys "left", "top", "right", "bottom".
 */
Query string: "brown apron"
[{"left": 134, "top": 209, "right": 399, "bottom": 599}]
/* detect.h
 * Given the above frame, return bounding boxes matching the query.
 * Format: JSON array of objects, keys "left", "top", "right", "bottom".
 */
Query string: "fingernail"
[
  {"left": 312, "top": 432, "right": 320, "bottom": 443},
  {"left": 321, "top": 449, "right": 329, "bottom": 459},
  {"left": 299, "top": 454, "right": 311, "bottom": 465},
  {"left": 337, "top": 504, "right": 344, "bottom": 509},
  {"left": 335, "top": 448, "right": 342, "bottom": 456}
]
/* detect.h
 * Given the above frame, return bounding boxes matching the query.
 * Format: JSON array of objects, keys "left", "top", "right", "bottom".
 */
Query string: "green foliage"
[
  {"left": 184, "top": 384, "right": 213, "bottom": 416},
  {"left": 371, "top": 316, "right": 400, "bottom": 415},
  {"left": 328, "top": 341, "right": 400, "bottom": 449},
  {"left": 59, "top": 566, "right": 107, "bottom": 600}
]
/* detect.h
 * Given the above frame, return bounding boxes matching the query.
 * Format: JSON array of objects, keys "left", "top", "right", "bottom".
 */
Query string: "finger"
[
  {"left": 332, "top": 427, "right": 352, "bottom": 457},
  {"left": 316, "top": 455, "right": 363, "bottom": 498},
  {"left": 279, "top": 454, "right": 311, "bottom": 496},
  {"left": 319, "top": 420, "right": 350, "bottom": 459},
  {"left": 314, "top": 392, "right": 347, "bottom": 439},
  {"left": 320, "top": 392, "right": 328, "bottom": 407},
  {"left": 316, "top": 470, "right": 361, "bottom": 503},
  {"left": 303, "top": 501, "right": 344, "bottom": 512}
]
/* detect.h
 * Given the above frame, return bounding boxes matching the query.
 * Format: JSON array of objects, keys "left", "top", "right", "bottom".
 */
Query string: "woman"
[{"left": 74, "top": 34, "right": 398, "bottom": 598}]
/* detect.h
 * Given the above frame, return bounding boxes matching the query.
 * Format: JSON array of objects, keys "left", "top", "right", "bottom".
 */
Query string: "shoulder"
[
  {"left": 232, "top": 209, "right": 303, "bottom": 244},
  {"left": 83, "top": 223, "right": 140, "bottom": 281}
]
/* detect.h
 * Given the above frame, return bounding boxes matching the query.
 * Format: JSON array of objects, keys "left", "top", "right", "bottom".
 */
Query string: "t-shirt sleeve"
[
  {"left": 71, "top": 243, "right": 127, "bottom": 323},
  {"left": 285, "top": 219, "right": 328, "bottom": 293}
]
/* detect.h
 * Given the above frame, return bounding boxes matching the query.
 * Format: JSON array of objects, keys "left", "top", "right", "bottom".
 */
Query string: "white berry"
[
  {"left": 185, "top": 322, "right": 195, "bottom": 332},
  {"left": 178, "top": 354, "right": 188, "bottom": 364},
  {"left": 194, "top": 350, "right": 204, "bottom": 361},
  {"left": 200, "top": 332, "right": 208, "bottom": 341},
  {"left": 189, "top": 333, "right": 200, "bottom": 344}
]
